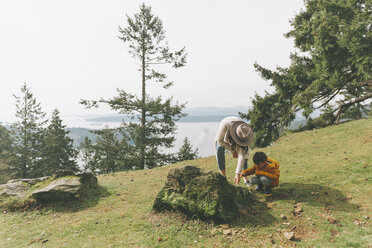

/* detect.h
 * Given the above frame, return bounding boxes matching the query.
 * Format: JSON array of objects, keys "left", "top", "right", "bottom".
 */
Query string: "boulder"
[
  {"left": 153, "top": 165, "right": 256, "bottom": 223},
  {"left": 53, "top": 169, "right": 76, "bottom": 179},
  {"left": 0, "top": 170, "right": 98, "bottom": 204},
  {"left": 0, "top": 181, "right": 31, "bottom": 199},
  {"left": 7, "top": 177, "right": 49, "bottom": 185},
  {"left": 31, "top": 170, "right": 98, "bottom": 203},
  {"left": 0, "top": 176, "right": 50, "bottom": 199}
]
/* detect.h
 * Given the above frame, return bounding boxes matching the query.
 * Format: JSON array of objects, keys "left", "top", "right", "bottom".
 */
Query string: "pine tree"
[
  {"left": 177, "top": 137, "right": 199, "bottom": 162},
  {"left": 10, "top": 83, "right": 46, "bottom": 178},
  {"left": 0, "top": 125, "right": 13, "bottom": 183},
  {"left": 0, "top": 125, "right": 12, "bottom": 159},
  {"left": 240, "top": 92, "right": 295, "bottom": 147},
  {"left": 79, "top": 136, "right": 95, "bottom": 173},
  {"left": 90, "top": 127, "right": 131, "bottom": 174},
  {"left": 39, "top": 109, "right": 78, "bottom": 176},
  {"left": 81, "top": 3, "right": 187, "bottom": 169},
  {"left": 242, "top": 0, "right": 372, "bottom": 147}
]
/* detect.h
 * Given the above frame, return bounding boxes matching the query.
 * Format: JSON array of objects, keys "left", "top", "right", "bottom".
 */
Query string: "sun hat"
[{"left": 229, "top": 121, "right": 253, "bottom": 147}]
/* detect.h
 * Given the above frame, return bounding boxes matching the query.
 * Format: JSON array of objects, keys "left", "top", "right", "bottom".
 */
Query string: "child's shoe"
[
  {"left": 264, "top": 187, "right": 272, "bottom": 196},
  {"left": 245, "top": 181, "right": 253, "bottom": 187},
  {"left": 255, "top": 184, "right": 264, "bottom": 191}
]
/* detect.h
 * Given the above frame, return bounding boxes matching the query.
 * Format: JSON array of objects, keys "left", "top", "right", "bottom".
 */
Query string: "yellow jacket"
[{"left": 241, "top": 158, "right": 280, "bottom": 187}]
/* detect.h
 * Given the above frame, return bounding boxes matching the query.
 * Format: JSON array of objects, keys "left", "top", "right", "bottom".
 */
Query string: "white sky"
[{"left": 0, "top": 0, "right": 304, "bottom": 123}]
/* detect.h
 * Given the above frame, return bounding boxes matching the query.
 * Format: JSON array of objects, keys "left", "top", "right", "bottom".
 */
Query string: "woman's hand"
[
  {"left": 234, "top": 174, "right": 240, "bottom": 185},
  {"left": 232, "top": 151, "right": 238, "bottom": 158}
]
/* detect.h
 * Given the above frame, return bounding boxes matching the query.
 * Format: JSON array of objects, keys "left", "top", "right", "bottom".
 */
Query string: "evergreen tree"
[
  {"left": 89, "top": 127, "right": 131, "bottom": 174},
  {"left": 177, "top": 137, "right": 199, "bottom": 162},
  {"left": 240, "top": 92, "right": 295, "bottom": 147},
  {"left": 10, "top": 83, "right": 46, "bottom": 178},
  {"left": 79, "top": 136, "right": 95, "bottom": 173},
  {"left": 285, "top": 0, "right": 372, "bottom": 123},
  {"left": 81, "top": 3, "right": 187, "bottom": 169},
  {"left": 0, "top": 161, "right": 11, "bottom": 184},
  {"left": 0, "top": 125, "right": 12, "bottom": 159},
  {"left": 39, "top": 109, "right": 78, "bottom": 176},
  {"left": 0, "top": 125, "right": 13, "bottom": 183},
  {"left": 242, "top": 0, "right": 372, "bottom": 147}
]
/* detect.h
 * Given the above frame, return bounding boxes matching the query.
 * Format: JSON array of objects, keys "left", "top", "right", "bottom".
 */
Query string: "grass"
[{"left": 0, "top": 118, "right": 371, "bottom": 247}]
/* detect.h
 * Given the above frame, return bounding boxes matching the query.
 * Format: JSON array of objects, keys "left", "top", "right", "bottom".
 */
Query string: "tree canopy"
[
  {"left": 177, "top": 137, "right": 199, "bottom": 162},
  {"left": 10, "top": 83, "right": 47, "bottom": 177},
  {"left": 242, "top": 0, "right": 372, "bottom": 147},
  {"left": 81, "top": 3, "right": 187, "bottom": 169},
  {"left": 38, "top": 109, "right": 78, "bottom": 176}
]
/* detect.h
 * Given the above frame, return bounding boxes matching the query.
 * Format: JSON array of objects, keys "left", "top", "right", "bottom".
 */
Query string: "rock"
[
  {"left": 6, "top": 177, "right": 49, "bottom": 185},
  {"left": 283, "top": 231, "right": 295, "bottom": 240},
  {"left": 153, "top": 166, "right": 257, "bottom": 223},
  {"left": 280, "top": 214, "right": 286, "bottom": 219},
  {"left": 222, "top": 229, "right": 232, "bottom": 235},
  {"left": 0, "top": 181, "right": 32, "bottom": 199},
  {"left": 0, "top": 170, "right": 99, "bottom": 206},
  {"left": 32, "top": 172, "right": 98, "bottom": 203},
  {"left": 75, "top": 172, "right": 98, "bottom": 188},
  {"left": 53, "top": 170, "right": 75, "bottom": 179},
  {"left": 293, "top": 203, "right": 303, "bottom": 216},
  {"left": 327, "top": 217, "right": 337, "bottom": 224},
  {"left": 0, "top": 170, "right": 99, "bottom": 205},
  {"left": 220, "top": 224, "right": 229, "bottom": 229},
  {"left": 353, "top": 219, "right": 365, "bottom": 226},
  {"left": 0, "top": 176, "right": 50, "bottom": 199}
]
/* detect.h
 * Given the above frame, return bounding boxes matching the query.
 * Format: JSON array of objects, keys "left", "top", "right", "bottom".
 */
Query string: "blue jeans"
[
  {"left": 249, "top": 176, "right": 273, "bottom": 187},
  {"left": 215, "top": 142, "right": 247, "bottom": 171}
]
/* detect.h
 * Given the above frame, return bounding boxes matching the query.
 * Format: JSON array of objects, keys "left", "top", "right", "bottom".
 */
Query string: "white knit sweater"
[{"left": 215, "top": 116, "right": 250, "bottom": 174}]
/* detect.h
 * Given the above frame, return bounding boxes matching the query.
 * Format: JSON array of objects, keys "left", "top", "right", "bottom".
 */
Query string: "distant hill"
[{"left": 85, "top": 106, "right": 250, "bottom": 123}]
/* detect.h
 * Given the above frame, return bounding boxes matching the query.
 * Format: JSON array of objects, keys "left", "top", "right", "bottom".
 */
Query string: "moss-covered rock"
[
  {"left": 0, "top": 170, "right": 98, "bottom": 205},
  {"left": 153, "top": 166, "right": 257, "bottom": 223},
  {"left": 31, "top": 170, "right": 98, "bottom": 203},
  {"left": 0, "top": 181, "right": 31, "bottom": 199}
]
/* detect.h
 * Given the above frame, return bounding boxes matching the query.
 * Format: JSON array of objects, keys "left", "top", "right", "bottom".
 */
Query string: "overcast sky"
[{"left": 0, "top": 0, "right": 304, "bottom": 123}]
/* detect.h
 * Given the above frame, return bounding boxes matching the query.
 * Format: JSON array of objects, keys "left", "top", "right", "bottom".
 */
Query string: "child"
[{"left": 240, "top": 152, "right": 280, "bottom": 196}]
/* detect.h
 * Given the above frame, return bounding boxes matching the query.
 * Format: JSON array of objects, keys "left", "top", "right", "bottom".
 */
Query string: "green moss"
[
  {"left": 28, "top": 175, "right": 79, "bottom": 193},
  {"left": 153, "top": 166, "right": 261, "bottom": 223}
]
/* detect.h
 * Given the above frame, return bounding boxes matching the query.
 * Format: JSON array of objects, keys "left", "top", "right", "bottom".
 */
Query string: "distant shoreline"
[{"left": 85, "top": 115, "right": 234, "bottom": 123}]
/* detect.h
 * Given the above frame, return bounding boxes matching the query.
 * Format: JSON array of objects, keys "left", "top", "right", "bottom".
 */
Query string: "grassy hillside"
[{"left": 1, "top": 118, "right": 371, "bottom": 248}]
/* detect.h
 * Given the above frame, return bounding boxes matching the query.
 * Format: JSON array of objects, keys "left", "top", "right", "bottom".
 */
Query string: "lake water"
[{"left": 63, "top": 116, "right": 219, "bottom": 157}]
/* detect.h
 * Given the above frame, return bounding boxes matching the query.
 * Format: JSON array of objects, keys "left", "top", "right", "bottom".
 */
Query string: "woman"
[{"left": 215, "top": 116, "right": 254, "bottom": 185}]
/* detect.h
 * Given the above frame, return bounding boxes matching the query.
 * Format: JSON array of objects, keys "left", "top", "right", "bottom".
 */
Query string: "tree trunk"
[
  {"left": 140, "top": 48, "right": 146, "bottom": 169},
  {"left": 23, "top": 94, "right": 28, "bottom": 178},
  {"left": 332, "top": 92, "right": 372, "bottom": 124}
]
